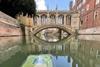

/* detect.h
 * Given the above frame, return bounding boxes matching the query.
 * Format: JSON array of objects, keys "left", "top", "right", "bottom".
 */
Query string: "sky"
[{"left": 35, "top": 0, "right": 72, "bottom": 11}]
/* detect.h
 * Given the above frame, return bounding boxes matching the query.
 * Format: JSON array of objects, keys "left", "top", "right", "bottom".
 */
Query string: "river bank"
[{"left": 78, "top": 26, "right": 100, "bottom": 35}]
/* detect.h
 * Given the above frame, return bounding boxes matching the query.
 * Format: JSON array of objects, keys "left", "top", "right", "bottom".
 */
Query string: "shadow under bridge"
[{"left": 32, "top": 24, "right": 75, "bottom": 35}]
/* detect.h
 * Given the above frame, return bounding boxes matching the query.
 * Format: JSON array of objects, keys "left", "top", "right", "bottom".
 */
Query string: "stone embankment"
[
  {"left": 0, "top": 11, "right": 22, "bottom": 36},
  {"left": 78, "top": 27, "right": 100, "bottom": 35}
]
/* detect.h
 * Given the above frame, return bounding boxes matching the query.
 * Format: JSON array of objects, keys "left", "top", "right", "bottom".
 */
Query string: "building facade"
[{"left": 70, "top": 0, "right": 100, "bottom": 29}]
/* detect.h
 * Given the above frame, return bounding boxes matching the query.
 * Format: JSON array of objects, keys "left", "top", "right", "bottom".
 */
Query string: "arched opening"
[
  {"left": 50, "top": 14, "right": 56, "bottom": 24},
  {"left": 41, "top": 14, "right": 47, "bottom": 24},
  {"left": 66, "top": 15, "right": 71, "bottom": 25},
  {"left": 35, "top": 15, "right": 39, "bottom": 25},
  {"left": 33, "top": 25, "right": 74, "bottom": 35},
  {"left": 58, "top": 15, "right": 64, "bottom": 24}
]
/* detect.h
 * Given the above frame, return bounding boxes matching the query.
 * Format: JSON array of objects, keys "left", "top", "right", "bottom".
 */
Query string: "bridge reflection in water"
[{"left": 0, "top": 35, "right": 100, "bottom": 67}]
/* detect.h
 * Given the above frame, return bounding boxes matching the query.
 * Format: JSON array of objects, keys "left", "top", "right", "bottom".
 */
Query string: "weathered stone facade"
[
  {"left": 34, "top": 10, "right": 70, "bottom": 26},
  {"left": 34, "top": 10, "right": 80, "bottom": 30}
]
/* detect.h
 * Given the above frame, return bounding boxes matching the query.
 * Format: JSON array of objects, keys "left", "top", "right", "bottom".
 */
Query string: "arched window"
[
  {"left": 34, "top": 15, "right": 39, "bottom": 25},
  {"left": 36, "top": 15, "right": 40, "bottom": 25},
  {"left": 66, "top": 15, "right": 71, "bottom": 25},
  {"left": 58, "top": 15, "right": 64, "bottom": 24},
  {"left": 41, "top": 14, "right": 47, "bottom": 24},
  {"left": 50, "top": 14, "right": 56, "bottom": 24}
]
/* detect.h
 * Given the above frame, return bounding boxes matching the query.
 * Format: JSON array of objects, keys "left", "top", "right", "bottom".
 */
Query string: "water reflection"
[
  {"left": 36, "top": 28, "right": 69, "bottom": 42},
  {"left": 0, "top": 35, "right": 100, "bottom": 67},
  {"left": 22, "top": 54, "right": 53, "bottom": 67},
  {"left": 0, "top": 36, "right": 28, "bottom": 67},
  {"left": 22, "top": 36, "right": 73, "bottom": 55},
  {"left": 0, "top": 37, "right": 22, "bottom": 63}
]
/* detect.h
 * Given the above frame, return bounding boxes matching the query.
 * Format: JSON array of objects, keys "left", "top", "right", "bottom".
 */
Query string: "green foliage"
[{"left": 0, "top": 0, "right": 36, "bottom": 18}]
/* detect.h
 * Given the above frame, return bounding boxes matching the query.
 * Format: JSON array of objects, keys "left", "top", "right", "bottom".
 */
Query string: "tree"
[{"left": 0, "top": 0, "right": 36, "bottom": 18}]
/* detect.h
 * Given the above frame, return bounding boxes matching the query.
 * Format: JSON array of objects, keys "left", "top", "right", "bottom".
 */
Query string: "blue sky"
[
  {"left": 35, "top": 0, "right": 72, "bottom": 10},
  {"left": 45, "top": 0, "right": 72, "bottom": 10}
]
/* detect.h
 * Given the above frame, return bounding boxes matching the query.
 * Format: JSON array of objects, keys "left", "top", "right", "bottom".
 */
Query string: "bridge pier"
[
  {"left": 58, "top": 29, "right": 62, "bottom": 40},
  {"left": 24, "top": 26, "right": 33, "bottom": 36}
]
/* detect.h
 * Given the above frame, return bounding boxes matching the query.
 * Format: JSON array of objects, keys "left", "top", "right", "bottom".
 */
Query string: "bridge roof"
[{"left": 36, "top": 10, "right": 79, "bottom": 14}]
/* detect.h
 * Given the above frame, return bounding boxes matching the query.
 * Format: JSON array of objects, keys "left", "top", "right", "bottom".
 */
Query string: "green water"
[{"left": 0, "top": 35, "right": 100, "bottom": 67}]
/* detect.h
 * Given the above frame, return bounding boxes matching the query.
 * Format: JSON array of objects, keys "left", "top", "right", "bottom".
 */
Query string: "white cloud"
[{"left": 35, "top": 0, "right": 47, "bottom": 10}]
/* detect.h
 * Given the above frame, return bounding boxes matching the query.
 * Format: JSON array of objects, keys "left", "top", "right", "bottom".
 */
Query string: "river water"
[{"left": 0, "top": 35, "right": 100, "bottom": 67}]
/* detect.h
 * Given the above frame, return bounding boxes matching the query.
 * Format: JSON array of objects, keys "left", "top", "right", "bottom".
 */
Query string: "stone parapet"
[
  {"left": 78, "top": 26, "right": 100, "bottom": 35},
  {"left": 0, "top": 11, "right": 22, "bottom": 36},
  {"left": 0, "top": 11, "right": 20, "bottom": 27}
]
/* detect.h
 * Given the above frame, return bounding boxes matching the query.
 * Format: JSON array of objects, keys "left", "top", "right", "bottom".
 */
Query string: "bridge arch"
[{"left": 32, "top": 24, "right": 75, "bottom": 35}]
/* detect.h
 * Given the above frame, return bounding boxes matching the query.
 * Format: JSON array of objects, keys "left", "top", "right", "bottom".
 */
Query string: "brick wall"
[
  {"left": 94, "top": 3, "right": 100, "bottom": 27},
  {"left": 71, "top": 0, "right": 100, "bottom": 29}
]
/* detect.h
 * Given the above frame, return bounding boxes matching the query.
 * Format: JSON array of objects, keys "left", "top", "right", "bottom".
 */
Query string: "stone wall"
[
  {"left": 0, "top": 37, "right": 22, "bottom": 64},
  {"left": 78, "top": 26, "right": 100, "bottom": 35},
  {"left": 0, "top": 11, "right": 22, "bottom": 36},
  {"left": 71, "top": 13, "right": 80, "bottom": 30}
]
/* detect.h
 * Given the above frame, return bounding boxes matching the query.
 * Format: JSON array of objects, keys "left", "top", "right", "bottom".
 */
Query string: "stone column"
[
  {"left": 71, "top": 13, "right": 80, "bottom": 30},
  {"left": 47, "top": 13, "right": 50, "bottom": 24},
  {"left": 64, "top": 14, "right": 66, "bottom": 25},
  {"left": 54, "top": 12, "right": 58, "bottom": 24}
]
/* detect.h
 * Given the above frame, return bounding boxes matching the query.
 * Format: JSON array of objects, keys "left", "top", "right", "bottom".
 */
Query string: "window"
[
  {"left": 50, "top": 15, "right": 56, "bottom": 24},
  {"left": 82, "top": 0, "right": 86, "bottom": 4},
  {"left": 96, "top": 0, "right": 100, "bottom": 5},
  {"left": 80, "top": 18, "right": 83, "bottom": 25},
  {"left": 86, "top": 16, "right": 88, "bottom": 21},
  {"left": 94, "top": 11, "right": 98, "bottom": 20},
  {"left": 58, "top": 15, "right": 64, "bottom": 24},
  {"left": 86, "top": 4, "right": 89, "bottom": 11},
  {"left": 66, "top": 15, "right": 71, "bottom": 25},
  {"left": 41, "top": 15, "right": 47, "bottom": 24},
  {"left": 35, "top": 15, "right": 39, "bottom": 24},
  {"left": 85, "top": 16, "right": 88, "bottom": 22}
]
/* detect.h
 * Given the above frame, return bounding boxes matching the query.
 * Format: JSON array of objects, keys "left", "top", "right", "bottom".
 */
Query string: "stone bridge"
[
  {"left": 31, "top": 10, "right": 80, "bottom": 35},
  {"left": 32, "top": 24, "right": 75, "bottom": 35}
]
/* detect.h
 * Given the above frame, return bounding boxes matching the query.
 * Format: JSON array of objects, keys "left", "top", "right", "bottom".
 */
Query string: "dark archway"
[{"left": 32, "top": 24, "right": 75, "bottom": 35}]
